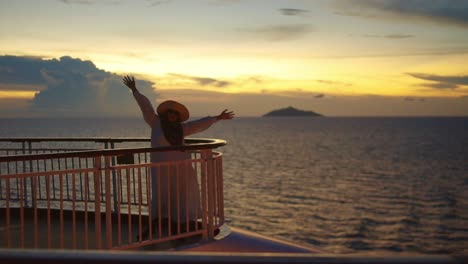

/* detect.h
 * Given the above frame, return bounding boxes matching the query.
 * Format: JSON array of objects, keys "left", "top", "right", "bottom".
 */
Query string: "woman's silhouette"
[{"left": 123, "top": 75, "right": 234, "bottom": 236}]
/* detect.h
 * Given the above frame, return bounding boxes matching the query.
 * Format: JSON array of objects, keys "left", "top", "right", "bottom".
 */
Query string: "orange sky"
[{"left": 1, "top": 0, "right": 467, "bottom": 116}]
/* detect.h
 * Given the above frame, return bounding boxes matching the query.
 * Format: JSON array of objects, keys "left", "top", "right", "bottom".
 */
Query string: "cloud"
[
  {"left": 407, "top": 73, "right": 468, "bottom": 90},
  {"left": 362, "top": 34, "right": 414, "bottom": 39},
  {"left": 404, "top": 97, "right": 426, "bottom": 102},
  {"left": 332, "top": 0, "right": 468, "bottom": 27},
  {"left": 244, "top": 76, "right": 265, "bottom": 84},
  {"left": 0, "top": 66, "right": 14, "bottom": 74},
  {"left": 316, "top": 79, "right": 352, "bottom": 86},
  {"left": 59, "top": 0, "right": 98, "bottom": 4},
  {"left": 309, "top": 46, "right": 468, "bottom": 59},
  {"left": 193, "top": 77, "right": 230, "bottom": 87},
  {"left": 422, "top": 82, "right": 459, "bottom": 89},
  {"left": 238, "top": 24, "right": 313, "bottom": 41},
  {"left": 0, "top": 55, "right": 156, "bottom": 117},
  {"left": 0, "top": 56, "right": 53, "bottom": 85},
  {"left": 278, "top": 8, "right": 309, "bottom": 17},
  {"left": 58, "top": 0, "right": 124, "bottom": 5},
  {"left": 168, "top": 73, "right": 231, "bottom": 88},
  {"left": 147, "top": 0, "right": 172, "bottom": 7},
  {"left": 384, "top": 34, "right": 414, "bottom": 39},
  {"left": 208, "top": 0, "right": 243, "bottom": 4}
]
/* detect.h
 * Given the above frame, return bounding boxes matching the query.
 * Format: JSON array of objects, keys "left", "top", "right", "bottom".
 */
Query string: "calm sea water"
[{"left": 1, "top": 117, "right": 467, "bottom": 254}]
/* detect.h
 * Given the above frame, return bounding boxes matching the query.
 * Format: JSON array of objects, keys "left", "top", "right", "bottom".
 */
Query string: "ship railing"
[
  {"left": 0, "top": 137, "right": 225, "bottom": 250},
  {"left": 0, "top": 138, "right": 155, "bottom": 208},
  {"left": 0, "top": 137, "right": 153, "bottom": 155}
]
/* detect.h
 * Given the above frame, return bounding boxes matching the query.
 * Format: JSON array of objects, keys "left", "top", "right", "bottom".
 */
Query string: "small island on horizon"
[{"left": 262, "top": 106, "right": 323, "bottom": 117}]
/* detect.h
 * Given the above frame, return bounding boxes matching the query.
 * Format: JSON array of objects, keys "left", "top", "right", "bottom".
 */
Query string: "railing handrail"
[
  {"left": 1, "top": 137, "right": 226, "bottom": 249},
  {"left": 0, "top": 138, "right": 226, "bottom": 162},
  {"left": 0, "top": 137, "right": 151, "bottom": 143}
]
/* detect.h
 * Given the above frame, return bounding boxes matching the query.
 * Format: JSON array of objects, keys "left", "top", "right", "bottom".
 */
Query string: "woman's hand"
[
  {"left": 216, "top": 109, "right": 235, "bottom": 120},
  {"left": 123, "top": 75, "right": 137, "bottom": 92}
]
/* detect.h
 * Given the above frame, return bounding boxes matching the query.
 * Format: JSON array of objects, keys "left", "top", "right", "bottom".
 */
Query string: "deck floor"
[{"left": 0, "top": 208, "right": 203, "bottom": 250}]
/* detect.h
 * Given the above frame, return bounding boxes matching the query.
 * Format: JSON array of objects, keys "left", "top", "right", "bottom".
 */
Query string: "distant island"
[{"left": 262, "top": 106, "right": 323, "bottom": 117}]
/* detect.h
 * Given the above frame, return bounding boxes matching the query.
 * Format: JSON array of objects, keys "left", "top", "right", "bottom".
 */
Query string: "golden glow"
[
  {"left": 3, "top": 48, "right": 467, "bottom": 99},
  {"left": 3, "top": 39, "right": 467, "bottom": 99},
  {"left": 92, "top": 50, "right": 467, "bottom": 98},
  {"left": 0, "top": 90, "right": 37, "bottom": 99},
  {"left": 2, "top": 34, "right": 468, "bottom": 101}
]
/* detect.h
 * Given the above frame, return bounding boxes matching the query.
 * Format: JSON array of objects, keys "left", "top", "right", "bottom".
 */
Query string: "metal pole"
[
  {"left": 104, "top": 156, "right": 113, "bottom": 249},
  {"left": 21, "top": 141, "right": 28, "bottom": 207},
  {"left": 111, "top": 142, "right": 118, "bottom": 213},
  {"left": 94, "top": 156, "right": 102, "bottom": 249},
  {"left": 200, "top": 150, "right": 208, "bottom": 239},
  {"left": 27, "top": 141, "right": 35, "bottom": 208},
  {"left": 206, "top": 149, "right": 215, "bottom": 239}
]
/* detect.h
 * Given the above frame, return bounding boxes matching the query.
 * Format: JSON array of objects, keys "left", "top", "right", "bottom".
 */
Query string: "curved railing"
[{"left": 0, "top": 138, "right": 226, "bottom": 250}]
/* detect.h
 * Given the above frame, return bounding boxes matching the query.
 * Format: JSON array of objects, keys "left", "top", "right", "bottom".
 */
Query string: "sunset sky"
[{"left": 1, "top": 0, "right": 468, "bottom": 117}]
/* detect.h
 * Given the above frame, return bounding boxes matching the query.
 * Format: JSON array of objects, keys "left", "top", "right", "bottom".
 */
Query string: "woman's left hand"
[
  {"left": 217, "top": 109, "right": 235, "bottom": 120},
  {"left": 123, "top": 75, "right": 137, "bottom": 92}
]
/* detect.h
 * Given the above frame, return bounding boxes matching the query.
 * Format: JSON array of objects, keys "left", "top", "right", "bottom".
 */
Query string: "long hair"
[{"left": 160, "top": 114, "right": 183, "bottom": 146}]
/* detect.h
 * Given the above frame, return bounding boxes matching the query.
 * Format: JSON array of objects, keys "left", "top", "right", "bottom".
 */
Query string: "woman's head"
[
  {"left": 157, "top": 100, "right": 189, "bottom": 123},
  {"left": 157, "top": 100, "right": 188, "bottom": 145}
]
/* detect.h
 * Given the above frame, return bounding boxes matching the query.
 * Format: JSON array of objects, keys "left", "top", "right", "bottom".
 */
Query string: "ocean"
[{"left": 0, "top": 117, "right": 467, "bottom": 254}]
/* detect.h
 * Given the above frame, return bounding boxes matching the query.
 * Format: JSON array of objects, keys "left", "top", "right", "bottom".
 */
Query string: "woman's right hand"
[{"left": 123, "top": 75, "right": 137, "bottom": 92}]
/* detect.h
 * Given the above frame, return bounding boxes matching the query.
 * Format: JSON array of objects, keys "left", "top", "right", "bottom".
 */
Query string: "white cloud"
[{"left": 0, "top": 55, "right": 157, "bottom": 117}]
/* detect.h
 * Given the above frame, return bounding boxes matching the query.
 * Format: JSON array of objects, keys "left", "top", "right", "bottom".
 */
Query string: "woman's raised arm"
[
  {"left": 183, "top": 109, "right": 234, "bottom": 136},
  {"left": 123, "top": 75, "right": 158, "bottom": 127}
]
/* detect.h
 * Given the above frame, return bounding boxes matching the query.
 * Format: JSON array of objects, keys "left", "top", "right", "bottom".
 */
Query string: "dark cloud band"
[
  {"left": 238, "top": 24, "right": 313, "bottom": 41},
  {"left": 168, "top": 73, "right": 231, "bottom": 88},
  {"left": 278, "top": 8, "right": 309, "bottom": 17},
  {"left": 333, "top": 0, "right": 468, "bottom": 27},
  {"left": 408, "top": 72, "right": 468, "bottom": 90}
]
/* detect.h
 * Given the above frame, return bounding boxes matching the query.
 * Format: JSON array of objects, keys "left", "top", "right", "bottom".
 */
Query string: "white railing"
[{"left": 0, "top": 138, "right": 225, "bottom": 250}]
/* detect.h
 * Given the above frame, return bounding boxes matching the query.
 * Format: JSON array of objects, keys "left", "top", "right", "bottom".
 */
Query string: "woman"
[{"left": 123, "top": 75, "right": 234, "bottom": 236}]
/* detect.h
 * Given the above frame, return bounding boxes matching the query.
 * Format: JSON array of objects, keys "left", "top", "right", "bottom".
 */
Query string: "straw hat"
[{"left": 157, "top": 100, "right": 189, "bottom": 122}]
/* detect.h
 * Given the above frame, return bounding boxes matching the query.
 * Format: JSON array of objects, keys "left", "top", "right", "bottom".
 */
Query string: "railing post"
[
  {"left": 200, "top": 150, "right": 208, "bottom": 239},
  {"left": 201, "top": 149, "right": 215, "bottom": 239},
  {"left": 110, "top": 142, "right": 118, "bottom": 213},
  {"left": 207, "top": 149, "right": 216, "bottom": 239},
  {"left": 93, "top": 156, "right": 102, "bottom": 249},
  {"left": 104, "top": 156, "right": 113, "bottom": 249},
  {"left": 21, "top": 141, "right": 29, "bottom": 207},
  {"left": 216, "top": 156, "right": 225, "bottom": 226},
  {"left": 27, "top": 141, "right": 36, "bottom": 208}
]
